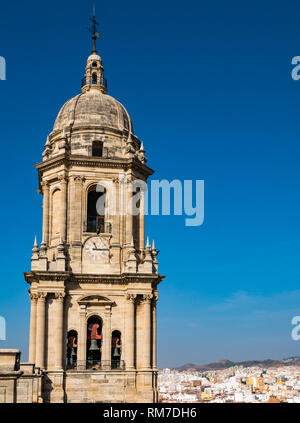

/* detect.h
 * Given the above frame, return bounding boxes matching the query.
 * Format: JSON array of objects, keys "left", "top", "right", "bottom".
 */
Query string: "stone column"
[
  {"left": 54, "top": 292, "right": 65, "bottom": 370},
  {"left": 77, "top": 305, "right": 86, "bottom": 370},
  {"left": 139, "top": 188, "right": 145, "bottom": 253},
  {"left": 110, "top": 178, "right": 121, "bottom": 266},
  {"left": 35, "top": 292, "right": 47, "bottom": 369},
  {"left": 69, "top": 176, "right": 84, "bottom": 243},
  {"left": 29, "top": 293, "right": 38, "bottom": 364},
  {"left": 152, "top": 292, "right": 158, "bottom": 369},
  {"left": 69, "top": 176, "right": 84, "bottom": 273},
  {"left": 59, "top": 176, "right": 67, "bottom": 242},
  {"left": 41, "top": 182, "right": 50, "bottom": 244},
  {"left": 141, "top": 294, "right": 152, "bottom": 370},
  {"left": 126, "top": 175, "right": 133, "bottom": 245},
  {"left": 125, "top": 294, "right": 136, "bottom": 370},
  {"left": 119, "top": 174, "right": 126, "bottom": 244},
  {"left": 111, "top": 177, "right": 120, "bottom": 240},
  {"left": 102, "top": 306, "right": 112, "bottom": 369}
]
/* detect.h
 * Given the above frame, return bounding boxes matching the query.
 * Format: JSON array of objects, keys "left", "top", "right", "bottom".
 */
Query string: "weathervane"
[{"left": 88, "top": 5, "right": 100, "bottom": 54}]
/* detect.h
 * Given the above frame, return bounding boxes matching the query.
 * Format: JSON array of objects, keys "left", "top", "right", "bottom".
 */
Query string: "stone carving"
[
  {"left": 29, "top": 293, "right": 39, "bottom": 302},
  {"left": 55, "top": 292, "right": 65, "bottom": 302},
  {"left": 141, "top": 293, "right": 153, "bottom": 303},
  {"left": 58, "top": 174, "right": 67, "bottom": 183},
  {"left": 127, "top": 293, "right": 136, "bottom": 303},
  {"left": 37, "top": 292, "right": 47, "bottom": 301},
  {"left": 72, "top": 175, "right": 86, "bottom": 184}
]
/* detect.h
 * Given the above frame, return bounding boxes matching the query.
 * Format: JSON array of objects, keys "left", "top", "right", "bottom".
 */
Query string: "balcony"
[
  {"left": 86, "top": 216, "right": 112, "bottom": 234},
  {"left": 66, "top": 360, "right": 125, "bottom": 371},
  {"left": 81, "top": 76, "right": 108, "bottom": 89}
]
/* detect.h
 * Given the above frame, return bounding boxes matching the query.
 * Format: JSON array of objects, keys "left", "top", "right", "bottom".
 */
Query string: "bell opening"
[
  {"left": 87, "top": 316, "right": 102, "bottom": 369},
  {"left": 66, "top": 330, "right": 78, "bottom": 369},
  {"left": 111, "top": 330, "right": 121, "bottom": 369}
]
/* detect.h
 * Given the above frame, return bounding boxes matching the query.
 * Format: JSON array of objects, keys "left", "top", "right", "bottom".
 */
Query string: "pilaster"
[
  {"left": 35, "top": 292, "right": 47, "bottom": 369},
  {"left": 28, "top": 293, "right": 38, "bottom": 364},
  {"left": 125, "top": 294, "right": 136, "bottom": 370}
]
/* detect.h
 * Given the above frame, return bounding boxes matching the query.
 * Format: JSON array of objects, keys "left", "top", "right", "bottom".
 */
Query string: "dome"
[{"left": 53, "top": 89, "right": 133, "bottom": 134}]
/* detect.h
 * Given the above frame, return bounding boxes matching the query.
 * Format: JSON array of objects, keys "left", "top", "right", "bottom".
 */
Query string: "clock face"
[{"left": 84, "top": 237, "right": 108, "bottom": 261}]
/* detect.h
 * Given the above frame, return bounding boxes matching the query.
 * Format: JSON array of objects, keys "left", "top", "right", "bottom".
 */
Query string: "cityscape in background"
[{"left": 158, "top": 358, "right": 300, "bottom": 403}]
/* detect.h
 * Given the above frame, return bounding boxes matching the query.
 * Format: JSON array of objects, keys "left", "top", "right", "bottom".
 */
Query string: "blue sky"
[{"left": 1, "top": 0, "right": 300, "bottom": 367}]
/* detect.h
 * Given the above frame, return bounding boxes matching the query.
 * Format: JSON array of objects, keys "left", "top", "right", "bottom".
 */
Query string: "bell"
[
  {"left": 89, "top": 339, "right": 99, "bottom": 351},
  {"left": 113, "top": 347, "right": 120, "bottom": 357}
]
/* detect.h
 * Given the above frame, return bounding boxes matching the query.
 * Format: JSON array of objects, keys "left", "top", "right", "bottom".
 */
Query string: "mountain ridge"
[{"left": 173, "top": 356, "right": 300, "bottom": 371}]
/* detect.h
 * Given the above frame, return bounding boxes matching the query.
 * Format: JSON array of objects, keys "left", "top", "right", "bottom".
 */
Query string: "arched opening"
[
  {"left": 87, "top": 185, "right": 106, "bottom": 233},
  {"left": 92, "top": 73, "right": 97, "bottom": 84},
  {"left": 92, "top": 61, "right": 97, "bottom": 67},
  {"left": 111, "top": 330, "right": 121, "bottom": 369},
  {"left": 87, "top": 316, "right": 102, "bottom": 369},
  {"left": 66, "top": 330, "right": 77, "bottom": 369},
  {"left": 92, "top": 141, "right": 103, "bottom": 157}
]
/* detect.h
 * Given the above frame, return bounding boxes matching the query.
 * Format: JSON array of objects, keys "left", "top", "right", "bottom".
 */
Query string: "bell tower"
[{"left": 24, "top": 14, "right": 164, "bottom": 403}]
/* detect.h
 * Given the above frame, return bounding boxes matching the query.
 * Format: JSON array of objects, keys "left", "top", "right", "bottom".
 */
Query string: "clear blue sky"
[{"left": 1, "top": 0, "right": 300, "bottom": 368}]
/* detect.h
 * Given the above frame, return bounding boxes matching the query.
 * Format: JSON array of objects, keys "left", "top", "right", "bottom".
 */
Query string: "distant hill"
[{"left": 174, "top": 356, "right": 300, "bottom": 371}]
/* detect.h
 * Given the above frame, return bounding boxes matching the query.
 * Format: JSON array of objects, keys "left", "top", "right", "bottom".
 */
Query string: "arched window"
[
  {"left": 87, "top": 316, "right": 102, "bottom": 369},
  {"left": 66, "top": 330, "right": 77, "bottom": 369},
  {"left": 87, "top": 185, "right": 106, "bottom": 233},
  {"left": 111, "top": 330, "right": 121, "bottom": 369},
  {"left": 92, "top": 61, "right": 97, "bottom": 67},
  {"left": 92, "top": 73, "right": 97, "bottom": 84},
  {"left": 92, "top": 141, "right": 103, "bottom": 157}
]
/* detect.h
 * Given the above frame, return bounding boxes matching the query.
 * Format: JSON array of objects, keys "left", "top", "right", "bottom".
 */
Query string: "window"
[
  {"left": 92, "top": 61, "right": 97, "bottom": 67},
  {"left": 87, "top": 186, "right": 105, "bottom": 233},
  {"left": 92, "top": 141, "right": 103, "bottom": 157},
  {"left": 92, "top": 73, "right": 97, "bottom": 84}
]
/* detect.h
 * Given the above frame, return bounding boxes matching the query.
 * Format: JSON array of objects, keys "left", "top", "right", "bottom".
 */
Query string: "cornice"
[
  {"left": 35, "top": 154, "right": 154, "bottom": 190},
  {"left": 24, "top": 271, "right": 72, "bottom": 284},
  {"left": 24, "top": 271, "right": 164, "bottom": 286}
]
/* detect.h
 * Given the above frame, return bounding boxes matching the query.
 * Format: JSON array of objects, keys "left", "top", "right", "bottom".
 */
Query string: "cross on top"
[{"left": 88, "top": 8, "right": 100, "bottom": 54}]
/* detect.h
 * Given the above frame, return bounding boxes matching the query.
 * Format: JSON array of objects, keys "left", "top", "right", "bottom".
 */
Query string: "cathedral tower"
[{"left": 24, "top": 18, "right": 164, "bottom": 403}]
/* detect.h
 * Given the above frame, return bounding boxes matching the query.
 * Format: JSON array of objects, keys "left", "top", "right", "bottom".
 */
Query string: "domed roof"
[{"left": 53, "top": 89, "right": 133, "bottom": 133}]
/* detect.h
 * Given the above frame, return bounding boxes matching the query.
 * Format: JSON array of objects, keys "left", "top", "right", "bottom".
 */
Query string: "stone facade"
[
  {"left": 0, "top": 36, "right": 164, "bottom": 403},
  {"left": 0, "top": 350, "right": 42, "bottom": 403}
]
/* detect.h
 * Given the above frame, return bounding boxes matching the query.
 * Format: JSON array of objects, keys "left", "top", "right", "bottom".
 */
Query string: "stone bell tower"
[{"left": 24, "top": 16, "right": 164, "bottom": 403}]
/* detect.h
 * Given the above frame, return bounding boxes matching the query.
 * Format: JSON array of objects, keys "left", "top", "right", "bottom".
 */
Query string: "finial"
[
  {"left": 146, "top": 236, "right": 150, "bottom": 249},
  {"left": 33, "top": 235, "right": 37, "bottom": 247},
  {"left": 88, "top": 7, "right": 100, "bottom": 54},
  {"left": 152, "top": 240, "right": 156, "bottom": 250}
]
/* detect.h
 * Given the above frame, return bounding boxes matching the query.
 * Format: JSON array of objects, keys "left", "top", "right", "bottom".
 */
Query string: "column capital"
[
  {"left": 37, "top": 292, "right": 47, "bottom": 302},
  {"left": 58, "top": 174, "right": 68, "bottom": 184},
  {"left": 127, "top": 293, "right": 137, "bottom": 303},
  {"left": 54, "top": 291, "right": 65, "bottom": 302},
  {"left": 72, "top": 175, "right": 86, "bottom": 184},
  {"left": 29, "top": 292, "right": 39, "bottom": 302},
  {"left": 141, "top": 293, "right": 153, "bottom": 304},
  {"left": 79, "top": 304, "right": 86, "bottom": 313},
  {"left": 153, "top": 292, "right": 159, "bottom": 303},
  {"left": 126, "top": 175, "right": 134, "bottom": 184},
  {"left": 112, "top": 176, "right": 120, "bottom": 185},
  {"left": 104, "top": 305, "right": 112, "bottom": 314},
  {"left": 41, "top": 181, "right": 50, "bottom": 193}
]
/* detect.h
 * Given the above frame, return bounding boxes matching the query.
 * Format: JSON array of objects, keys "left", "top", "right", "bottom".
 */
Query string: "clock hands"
[{"left": 92, "top": 241, "right": 104, "bottom": 251}]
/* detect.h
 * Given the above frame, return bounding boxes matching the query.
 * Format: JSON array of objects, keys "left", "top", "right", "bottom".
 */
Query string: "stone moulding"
[
  {"left": 24, "top": 271, "right": 164, "bottom": 286},
  {"left": 35, "top": 154, "right": 154, "bottom": 183}
]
